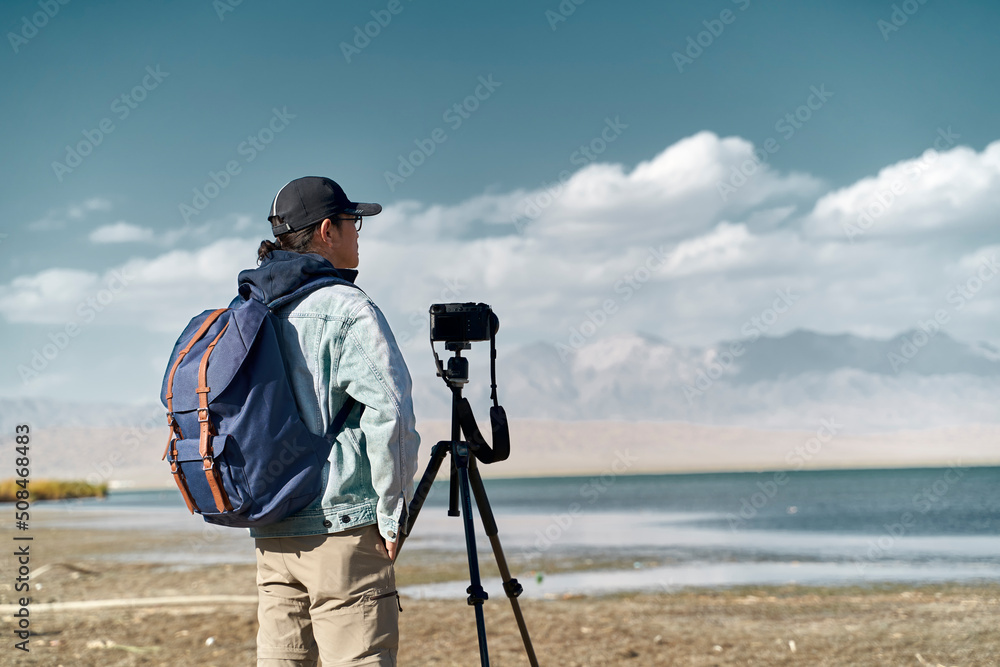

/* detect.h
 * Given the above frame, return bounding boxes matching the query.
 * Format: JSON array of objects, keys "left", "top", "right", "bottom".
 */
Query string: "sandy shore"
[
  {"left": 2, "top": 526, "right": 999, "bottom": 666},
  {"left": 29, "top": 420, "right": 1000, "bottom": 488}
]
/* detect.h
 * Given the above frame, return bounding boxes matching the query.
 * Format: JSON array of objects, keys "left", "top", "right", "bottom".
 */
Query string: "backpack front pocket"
[{"left": 169, "top": 434, "right": 250, "bottom": 516}]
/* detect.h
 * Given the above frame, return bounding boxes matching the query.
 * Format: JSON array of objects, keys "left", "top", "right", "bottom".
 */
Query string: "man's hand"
[{"left": 384, "top": 538, "right": 397, "bottom": 562}]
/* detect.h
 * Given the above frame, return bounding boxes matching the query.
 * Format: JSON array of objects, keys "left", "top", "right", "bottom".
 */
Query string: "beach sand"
[{"left": 3, "top": 526, "right": 999, "bottom": 666}]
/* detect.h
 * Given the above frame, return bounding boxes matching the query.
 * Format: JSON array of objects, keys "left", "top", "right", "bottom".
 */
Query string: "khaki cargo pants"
[{"left": 255, "top": 525, "right": 399, "bottom": 666}]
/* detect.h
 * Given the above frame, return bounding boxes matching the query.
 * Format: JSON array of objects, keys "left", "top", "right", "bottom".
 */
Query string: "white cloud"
[
  {"left": 363, "top": 133, "right": 1000, "bottom": 350},
  {"left": 804, "top": 141, "right": 1000, "bottom": 242},
  {"left": 14, "top": 370, "right": 76, "bottom": 397},
  {"left": 661, "top": 222, "right": 754, "bottom": 276},
  {"left": 158, "top": 213, "right": 260, "bottom": 247},
  {"left": 89, "top": 221, "right": 156, "bottom": 244},
  {"left": 29, "top": 198, "right": 113, "bottom": 231},
  {"left": 0, "top": 238, "right": 257, "bottom": 332},
  {"left": 0, "top": 269, "right": 99, "bottom": 324},
  {"left": 231, "top": 214, "right": 254, "bottom": 232},
  {"left": 3, "top": 132, "right": 998, "bottom": 357},
  {"left": 68, "top": 197, "right": 112, "bottom": 219}
]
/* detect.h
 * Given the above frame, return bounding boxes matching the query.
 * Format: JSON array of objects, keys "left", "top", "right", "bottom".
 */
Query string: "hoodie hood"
[{"left": 236, "top": 250, "right": 358, "bottom": 306}]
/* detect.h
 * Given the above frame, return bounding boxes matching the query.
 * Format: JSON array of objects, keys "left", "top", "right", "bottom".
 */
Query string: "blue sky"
[{"left": 2, "top": 0, "right": 999, "bottom": 404}]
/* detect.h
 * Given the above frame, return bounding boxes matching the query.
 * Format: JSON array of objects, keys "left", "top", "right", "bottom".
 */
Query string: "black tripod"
[{"left": 397, "top": 341, "right": 539, "bottom": 667}]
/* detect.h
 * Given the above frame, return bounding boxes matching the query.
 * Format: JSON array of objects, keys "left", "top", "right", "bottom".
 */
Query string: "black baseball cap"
[{"left": 268, "top": 176, "right": 382, "bottom": 236}]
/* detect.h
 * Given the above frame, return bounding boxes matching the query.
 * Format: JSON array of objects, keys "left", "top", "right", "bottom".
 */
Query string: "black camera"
[{"left": 429, "top": 303, "right": 499, "bottom": 343}]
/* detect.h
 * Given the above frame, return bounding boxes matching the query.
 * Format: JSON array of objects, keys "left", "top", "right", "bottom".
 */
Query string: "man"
[{"left": 232, "top": 176, "right": 420, "bottom": 666}]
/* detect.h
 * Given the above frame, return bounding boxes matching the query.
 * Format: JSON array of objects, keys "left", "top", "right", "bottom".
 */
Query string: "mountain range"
[
  {"left": 2, "top": 328, "right": 998, "bottom": 485},
  {"left": 3, "top": 329, "right": 998, "bottom": 436},
  {"left": 459, "top": 328, "right": 1000, "bottom": 433}
]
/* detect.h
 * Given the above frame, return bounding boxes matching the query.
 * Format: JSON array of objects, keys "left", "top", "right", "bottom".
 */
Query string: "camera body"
[{"left": 429, "top": 303, "right": 499, "bottom": 343}]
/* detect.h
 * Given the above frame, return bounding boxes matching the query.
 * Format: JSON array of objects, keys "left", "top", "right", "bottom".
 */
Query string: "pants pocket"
[
  {"left": 362, "top": 590, "right": 400, "bottom": 655},
  {"left": 311, "top": 592, "right": 398, "bottom": 666}
]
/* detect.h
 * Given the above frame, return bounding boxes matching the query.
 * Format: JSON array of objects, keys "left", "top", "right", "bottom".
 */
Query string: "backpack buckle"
[
  {"left": 197, "top": 408, "right": 211, "bottom": 423},
  {"left": 202, "top": 455, "right": 215, "bottom": 472},
  {"left": 163, "top": 435, "right": 176, "bottom": 462},
  {"left": 166, "top": 411, "right": 182, "bottom": 429}
]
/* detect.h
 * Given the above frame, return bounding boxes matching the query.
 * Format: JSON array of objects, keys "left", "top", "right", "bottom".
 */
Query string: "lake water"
[{"left": 34, "top": 466, "right": 1000, "bottom": 598}]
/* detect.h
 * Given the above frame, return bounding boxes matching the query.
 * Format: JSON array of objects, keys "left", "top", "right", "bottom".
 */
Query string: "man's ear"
[{"left": 316, "top": 218, "right": 337, "bottom": 246}]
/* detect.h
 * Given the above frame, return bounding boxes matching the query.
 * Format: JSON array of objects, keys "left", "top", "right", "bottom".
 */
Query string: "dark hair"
[{"left": 256, "top": 218, "right": 342, "bottom": 264}]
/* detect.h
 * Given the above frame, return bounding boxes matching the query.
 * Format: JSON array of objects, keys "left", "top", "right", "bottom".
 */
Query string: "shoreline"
[
  {"left": 51, "top": 460, "right": 1000, "bottom": 493},
  {"left": 15, "top": 521, "right": 1000, "bottom": 594}
]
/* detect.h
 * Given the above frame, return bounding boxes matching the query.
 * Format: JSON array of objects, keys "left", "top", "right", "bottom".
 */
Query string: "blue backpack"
[{"left": 160, "top": 277, "right": 359, "bottom": 527}]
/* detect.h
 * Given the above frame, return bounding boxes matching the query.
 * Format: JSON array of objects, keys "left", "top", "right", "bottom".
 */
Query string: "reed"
[{"left": 0, "top": 478, "right": 109, "bottom": 502}]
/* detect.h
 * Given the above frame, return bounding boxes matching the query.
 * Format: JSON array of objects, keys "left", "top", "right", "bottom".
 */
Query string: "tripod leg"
[
  {"left": 469, "top": 462, "right": 540, "bottom": 667},
  {"left": 398, "top": 441, "right": 451, "bottom": 556},
  {"left": 454, "top": 442, "right": 491, "bottom": 666},
  {"left": 449, "top": 388, "right": 462, "bottom": 517},
  {"left": 449, "top": 454, "right": 460, "bottom": 517}
]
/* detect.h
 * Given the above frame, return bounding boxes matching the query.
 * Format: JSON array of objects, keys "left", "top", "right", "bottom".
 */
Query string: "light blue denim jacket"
[{"left": 230, "top": 250, "right": 420, "bottom": 542}]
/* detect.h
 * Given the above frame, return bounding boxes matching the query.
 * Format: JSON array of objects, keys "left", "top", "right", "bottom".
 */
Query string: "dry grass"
[{"left": 0, "top": 478, "right": 107, "bottom": 502}]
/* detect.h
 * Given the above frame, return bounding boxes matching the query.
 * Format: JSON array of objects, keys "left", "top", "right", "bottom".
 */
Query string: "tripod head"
[
  {"left": 429, "top": 303, "right": 510, "bottom": 465},
  {"left": 440, "top": 341, "right": 471, "bottom": 386}
]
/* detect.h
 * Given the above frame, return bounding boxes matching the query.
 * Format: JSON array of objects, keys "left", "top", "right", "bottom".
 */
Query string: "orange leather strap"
[
  {"left": 170, "top": 453, "right": 197, "bottom": 514},
  {"left": 163, "top": 308, "right": 229, "bottom": 513},
  {"left": 197, "top": 320, "right": 233, "bottom": 513}
]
